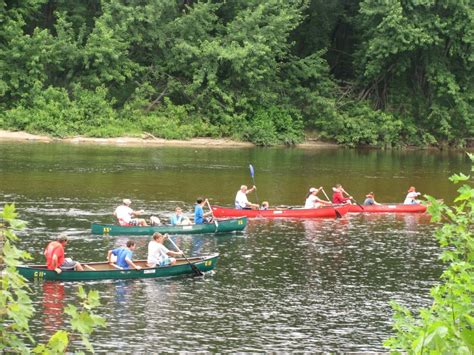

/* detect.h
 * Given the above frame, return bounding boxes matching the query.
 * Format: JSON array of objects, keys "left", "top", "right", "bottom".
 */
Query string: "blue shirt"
[
  {"left": 363, "top": 197, "right": 375, "bottom": 206},
  {"left": 194, "top": 204, "right": 204, "bottom": 224},
  {"left": 111, "top": 247, "right": 133, "bottom": 269},
  {"left": 170, "top": 214, "right": 183, "bottom": 225}
]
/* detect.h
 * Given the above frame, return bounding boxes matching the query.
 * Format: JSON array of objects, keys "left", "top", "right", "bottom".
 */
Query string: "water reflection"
[
  {"left": 42, "top": 282, "right": 65, "bottom": 335},
  {"left": 1, "top": 143, "right": 462, "bottom": 352},
  {"left": 114, "top": 280, "right": 133, "bottom": 304}
]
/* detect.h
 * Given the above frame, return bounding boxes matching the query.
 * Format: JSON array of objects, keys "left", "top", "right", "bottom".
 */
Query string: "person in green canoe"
[
  {"left": 170, "top": 207, "right": 192, "bottom": 226},
  {"left": 147, "top": 233, "right": 183, "bottom": 267},
  {"left": 194, "top": 198, "right": 213, "bottom": 224},
  {"left": 107, "top": 240, "right": 141, "bottom": 270},
  {"left": 44, "top": 234, "right": 84, "bottom": 273},
  {"left": 114, "top": 199, "right": 148, "bottom": 227}
]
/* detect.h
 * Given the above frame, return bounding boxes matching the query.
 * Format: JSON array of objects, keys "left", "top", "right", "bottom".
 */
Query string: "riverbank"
[{"left": 0, "top": 130, "right": 338, "bottom": 148}]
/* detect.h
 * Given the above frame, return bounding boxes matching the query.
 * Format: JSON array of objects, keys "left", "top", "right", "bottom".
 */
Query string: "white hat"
[
  {"left": 309, "top": 187, "right": 317, "bottom": 193},
  {"left": 123, "top": 199, "right": 132, "bottom": 205}
]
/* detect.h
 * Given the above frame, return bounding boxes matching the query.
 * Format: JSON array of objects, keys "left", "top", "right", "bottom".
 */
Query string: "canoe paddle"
[
  {"left": 167, "top": 235, "right": 203, "bottom": 276},
  {"left": 249, "top": 164, "right": 260, "bottom": 206},
  {"left": 321, "top": 188, "right": 342, "bottom": 219},
  {"left": 342, "top": 188, "right": 364, "bottom": 210},
  {"left": 205, "top": 198, "right": 219, "bottom": 230}
]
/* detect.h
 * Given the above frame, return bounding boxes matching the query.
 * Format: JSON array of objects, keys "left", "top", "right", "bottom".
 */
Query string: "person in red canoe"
[
  {"left": 332, "top": 184, "right": 353, "bottom": 204},
  {"left": 44, "top": 234, "right": 84, "bottom": 273},
  {"left": 304, "top": 187, "right": 333, "bottom": 208},
  {"left": 235, "top": 185, "right": 259, "bottom": 210},
  {"left": 404, "top": 186, "right": 422, "bottom": 204},
  {"left": 114, "top": 199, "right": 148, "bottom": 226},
  {"left": 363, "top": 192, "right": 381, "bottom": 206}
]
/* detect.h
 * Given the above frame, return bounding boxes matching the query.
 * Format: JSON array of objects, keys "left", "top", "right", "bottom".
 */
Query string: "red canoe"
[
  {"left": 347, "top": 203, "right": 427, "bottom": 213},
  {"left": 211, "top": 205, "right": 350, "bottom": 219}
]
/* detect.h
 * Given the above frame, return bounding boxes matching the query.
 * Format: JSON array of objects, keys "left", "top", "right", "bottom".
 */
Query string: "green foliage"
[
  {"left": 384, "top": 153, "right": 474, "bottom": 353},
  {"left": 0, "top": 204, "right": 106, "bottom": 352},
  {"left": 244, "top": 106, "right": 304, "bottom": 146},
  {"left": 33, "top": 331, "right": 69, "bottom": 354},
  {"left": 0, "top": 0, "right": 472, "bottom": 146},
  {"left": 65, "top": 287, "right": 107, "bottom": 353},
  {"left": 1, "top": 84, "right": 123, "bottom": 137},
  {"left": 0, "top": 204, "right": 33, "bottom": 354},
  {"left": 355, "top": 0, "right": 473, "bottom": 146},
  {"left": 318, "top": 102, "right": 404, "bottom": 148}
]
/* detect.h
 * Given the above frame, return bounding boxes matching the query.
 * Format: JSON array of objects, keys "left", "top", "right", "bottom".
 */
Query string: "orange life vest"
[{"left": 44, "top": 241, "right": 65, "bottom": 270}]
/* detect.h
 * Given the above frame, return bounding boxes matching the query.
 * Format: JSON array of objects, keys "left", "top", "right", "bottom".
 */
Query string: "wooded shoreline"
[{"left": 1, "top": 2, "right": 471, "bottom": 149}]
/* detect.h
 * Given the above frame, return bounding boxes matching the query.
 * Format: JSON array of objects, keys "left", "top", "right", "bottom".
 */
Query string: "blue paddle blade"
[{"left": 249, "top": 164, "right": 255, "bottom": 178}]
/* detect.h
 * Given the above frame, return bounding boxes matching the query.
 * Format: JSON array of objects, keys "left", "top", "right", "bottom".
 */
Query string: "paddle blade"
[
  {"left": 249, "top": 164, "right": 255, "bottom": 178},
  {"left": 191, "top": 263, "right": 204, "bottom": 276}
]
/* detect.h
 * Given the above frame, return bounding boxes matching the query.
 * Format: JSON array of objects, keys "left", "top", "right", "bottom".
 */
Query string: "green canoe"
[
  {"left": 17, "top": 254, "right": 219, "bottom": 281},
  {"left": 91, "top": 217, "right": 247, "bottom": 236}
]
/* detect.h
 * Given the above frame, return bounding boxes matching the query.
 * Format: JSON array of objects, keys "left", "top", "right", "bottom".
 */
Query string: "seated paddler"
[
  {"left": 114, "top": 199, "right": 148, "bottom": 226},
  {"left": 235, "top": 185, "right": 259, "bottom": 210}
]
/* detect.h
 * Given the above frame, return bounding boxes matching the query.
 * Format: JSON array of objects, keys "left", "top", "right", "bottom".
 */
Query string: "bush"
[
  {"left": 1, "top": 84, "right": 76, "bottom": 136},
  {"left": 72, "top": 85, "right": 118, "bottom": 136},
  {"left": 244, "top": 106, "right": 304, "bottom": 146},
  {"left": 316, "top": 102, "right": 404, "bottom": 147},
  {"left": 0, "top": 84, "right": 121, "bottom": 138}
]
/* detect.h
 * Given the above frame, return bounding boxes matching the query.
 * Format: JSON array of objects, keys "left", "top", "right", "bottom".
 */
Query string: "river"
[{"left": 0, "top": 142, "right": 471, "bottom": 352}]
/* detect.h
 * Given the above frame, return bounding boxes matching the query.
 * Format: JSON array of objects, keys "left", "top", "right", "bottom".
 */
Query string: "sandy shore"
[{"left": 0, "top": 130, "right": 338, "bottom": 148}]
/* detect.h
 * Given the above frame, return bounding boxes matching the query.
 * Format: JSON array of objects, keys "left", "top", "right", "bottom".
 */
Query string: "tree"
[{"left": 355, "top": 0, "right": 474, "bottom": 146}]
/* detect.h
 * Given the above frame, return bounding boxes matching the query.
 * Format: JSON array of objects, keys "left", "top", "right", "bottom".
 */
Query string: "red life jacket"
[{"left": 332, "top": 191, "right": 350, "bottom": 204}]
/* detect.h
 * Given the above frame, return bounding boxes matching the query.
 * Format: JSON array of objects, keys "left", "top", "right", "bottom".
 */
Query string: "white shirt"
[
  {"left": 404, "top": 192, "right": 421, "bottom": 204},
  {"left": 147, "top": 240, "right": 169, "bottom": 265},
  {"left": 235, "top": 190, "right": 249, "bottom": 209},
  {"left": 304, "top": 195, "right": 320, "bottom": 209},
  {"left": 114, "top": 205, "right": 133, "bottom": 223}
]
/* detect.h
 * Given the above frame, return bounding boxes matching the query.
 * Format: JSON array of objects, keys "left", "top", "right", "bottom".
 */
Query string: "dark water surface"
[{"left": 0, "top": 142, "right": 471, "bottom": 352}]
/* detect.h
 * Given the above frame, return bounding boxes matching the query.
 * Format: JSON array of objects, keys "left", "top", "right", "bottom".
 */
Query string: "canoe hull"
[
  {"left": 210, "top": 205, "right": 349, "bottom": 219},
  {"left": 91, "top": 217, "right": 247, "bottom": 236},
  {"left": 17, "top": 254, "right": 219, "bottom": 281},
  {"left": 348, "top": 204, "right": 427, "bottom": 213}
]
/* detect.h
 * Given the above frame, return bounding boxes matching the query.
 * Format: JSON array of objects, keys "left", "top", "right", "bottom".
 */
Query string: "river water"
[{"left": 0, "top": 142, "right": 471, "bottom": 352}]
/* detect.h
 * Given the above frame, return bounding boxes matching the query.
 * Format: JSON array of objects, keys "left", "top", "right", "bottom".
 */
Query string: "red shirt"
[
  {"left": 332, "top": 191, "right": 351, "bottom": 204},
  {"left": 44, "top": 241, "right": 65, "bottom": 270}
]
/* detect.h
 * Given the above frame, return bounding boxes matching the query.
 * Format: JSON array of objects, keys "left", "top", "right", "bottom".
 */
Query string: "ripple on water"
[{"left": 16, "top": 204, "right": 441, "bottom": 352}]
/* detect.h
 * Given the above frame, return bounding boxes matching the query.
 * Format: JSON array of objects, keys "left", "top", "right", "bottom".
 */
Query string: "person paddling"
[
  {"left": 332, "top": 184, "right": 353, "bottom": 204},
  {"left": 235, "top": 185, "right": 259, "bottom": 210},
  {"left": 44, "top": 234, "right": 84, "bottom": 273},
  {"left": 304, "top": 187, "right": 332, "bottom": 209},
  {"left": 194, "top": 198, "right": 213, "bottom": 224},
  {"left": 147, "top": 233, "right": 183, "bottom": 267}
]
